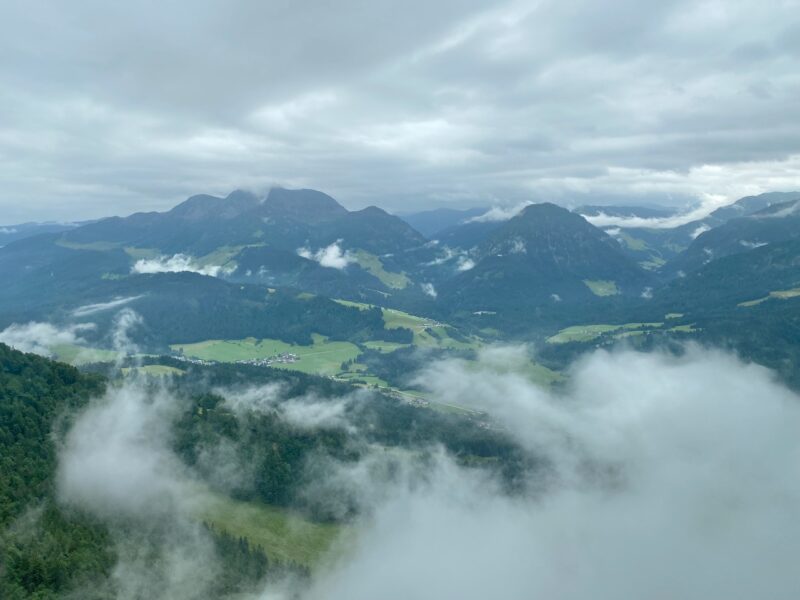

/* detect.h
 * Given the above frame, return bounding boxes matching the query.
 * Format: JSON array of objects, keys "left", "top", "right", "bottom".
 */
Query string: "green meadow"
[{"left": 171, "top": 334, "right": 361, "bottom": 376}]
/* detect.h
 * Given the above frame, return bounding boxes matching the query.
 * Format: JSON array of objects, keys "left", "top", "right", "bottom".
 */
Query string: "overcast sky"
[{"left": 1, "top": 0, "right": 799, "bottom": 222}]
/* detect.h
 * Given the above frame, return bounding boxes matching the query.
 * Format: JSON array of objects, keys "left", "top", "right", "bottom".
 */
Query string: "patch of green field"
[
  {"left": 56, "top": 239, "right": 121, "bottom": 251},
  {"left": 352, "top": 250, "right": 410, "bottom": 289},
  {"left": 171, "top": 334, "right": 361, "bottom": 376},
  {"left": 197, "top": 245, "right": 256, "bottom": 270},
  {"left": 667, "top": 324, "right": 697, "bottom": 333},
  {"left": 123, "top": 246, "right": 161, "bottom": 260},
  {"left": 547, "top": 322, "right": 663, "bottom": 344},
  {"left": 773, "top": 288, "right": 800, "bottom": 299},
  {"left": 383, "top": 308, "right": 429, "bottom": 330},
  {"left": 738, "top": 287, "right": 800, "bottom": 307},
  {"left": 665, "top": 313, "right": 684, "bottom": 319},
  {"left": 382, "top": 308, "right": 480, "bottom": 350},
  {"left": 547, "top": 324, "right": 622, "bottom": 344},
  {"left": 525, "top": 362, "right": 564, "bottom": 386},
  {"left": 333, "top": 299, "right": 371, "bottom": 310},
  {"left": 618, "top": 233, "right": 648, "bottom": 251},
  {"left": 739, "top": 297, "right": 768, "bottom": 307},
  {"left": 51, "top": 344, "right": 119, "bottom": 365},
  {"left": 197, "top": 493, "right": 342, "bottom": 568},
  {"left": 363, "top": 341, "right": 411, "bottom": 353},
  {"left": 336, "top": 373, "right": 392, "bottom": 388},
  {"left": 583, "top": 279, "right": 619, "bottom": 296},
  {"left": 640, "top": 257, "right": 667, "bottom": 270}
]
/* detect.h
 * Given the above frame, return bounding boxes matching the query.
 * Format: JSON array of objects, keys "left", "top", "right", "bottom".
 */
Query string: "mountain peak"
[
  {"left": 516, "top": 202, "right": 590, "bottom": 226},
  {"left": 168, "top": 190, "right": 260, "bottom": 221},
  {"left": 264, "top": 188, "right": 348, "bottom": 223}
]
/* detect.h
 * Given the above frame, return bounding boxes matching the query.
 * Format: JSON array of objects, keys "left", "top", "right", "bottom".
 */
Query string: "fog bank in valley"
[
  {"left": 49, "top": 331, "right": 800, "bottom": 599},
  {"left": 301, "top": 346, "right": 800, "bottom": 600}
]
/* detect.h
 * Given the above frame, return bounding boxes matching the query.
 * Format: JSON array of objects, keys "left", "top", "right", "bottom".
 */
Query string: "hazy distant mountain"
[
  {"left": 653, "top": 236, "right": 800, "bottom": 315},
  {"left": 575, "top": 205, "right": 677, "bottom": 219},
  {"left": 0, "top": 221, "right": 87, "bottom": 247},
  {"left": 0, "top": 187, "right": 440, "bottom": 340},
  {"left": 594, "top": 191, "right": 800, "bottom": 272},
  {"left": 4, "top": 186, "right": 800, "bottom": 352},
  {"left": 662, "top": 199, "right": 800, "bottom": 276},
  {"left": 439, "top": 203, "right": 650, "bottom": 311},
  {"left": 61, "top": 187, "right": 424, "bottom": 257},
  {"left": 398, "top": 207, "right": 488, "bottom": 238}
]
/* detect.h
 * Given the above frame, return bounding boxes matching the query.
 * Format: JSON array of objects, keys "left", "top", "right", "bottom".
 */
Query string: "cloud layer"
[
  {"left": 2, "top": 0, "right": 800, "bottom": 221},
  {"left": 45, "top": 316, "right": 800, "bottom": 599},
  {"left": 301, "top": 346, "right": 800, "bottom": 600}
]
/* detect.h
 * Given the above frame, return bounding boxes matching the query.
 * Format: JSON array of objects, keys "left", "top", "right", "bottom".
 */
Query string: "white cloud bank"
[
  {"left": 299, "top": 346, "right": 800, "bottom": 600},
  {"left": 582, "top": 193, "right": 732, "bottom": 229},
  {"left": 0, "top": 321, "right": 94, "bottom": 357},
  {"left": 297, "top": 241, "right": 353, "bottom": 269},
  {"left": 132, "top": 254, "right": 232, "bottom": 277},
  {"left": 468, "top": 202, "right": 532, "bottom": 223}
]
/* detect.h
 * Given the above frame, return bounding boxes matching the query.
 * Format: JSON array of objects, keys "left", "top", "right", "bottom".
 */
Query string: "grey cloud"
[
  {"left": 1, "top": 1, "right": 800, "bottom": 221},
  {"left": 0, "top": 320, "right": 94, "bottom": 357}
]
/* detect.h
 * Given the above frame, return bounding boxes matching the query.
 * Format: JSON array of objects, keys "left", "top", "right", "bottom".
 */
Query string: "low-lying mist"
[
  {"left": 303, "top": 346, "right": 800, "bottom": 599},
  {"left": 50, "top": 330, "right": 800, "bottom": 599}
]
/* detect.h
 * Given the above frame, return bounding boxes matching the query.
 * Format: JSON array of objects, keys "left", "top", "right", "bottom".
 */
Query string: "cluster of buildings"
[
  {"left": 235, "top": 352, "right": 299, "bottom": 367},
  {"left": 172, "top": 355, "right": 216, "bottom": 366}
]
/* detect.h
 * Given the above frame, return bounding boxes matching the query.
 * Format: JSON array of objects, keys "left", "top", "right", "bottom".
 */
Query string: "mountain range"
[{"left": 1, "top": 187, "right": 799, "bottom": 361}]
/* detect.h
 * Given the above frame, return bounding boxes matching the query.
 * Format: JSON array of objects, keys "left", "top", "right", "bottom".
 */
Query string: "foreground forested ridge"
[
  {"left": 0, "top": 343, "right": 112, "bottom": 598},
  {"left": 0, "top": 345, "right": 306, "bottom": 597}
]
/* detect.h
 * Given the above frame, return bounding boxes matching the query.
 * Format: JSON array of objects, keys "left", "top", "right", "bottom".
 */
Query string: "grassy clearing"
[
  {"left": 618, "top": 233, "right": 648, "bottom": 251},
  {"left": 525, "top": 362, "right": 564, "bottom": 386},
  {"left": 382, "top": 308, "right": 480, "bottom": 350},
  {"left": 352, "top": 250, "right": 410, "bottom": 289},
  {"left": 335, "top": 301, "right": 481, "bottom": 351},
  {"left": 547, "top": 324, "right": 622, "bottom": 344},
  {"left": 196, "top": 493, "right": 342, "bottom": 568},
  {"left": 382, "top": 308, "right": 429, "bottom": 330},
  {"left": 739, "top": 287, "right": 800, "bottom": 307},
  {"left": 640, "top": 257, "right": 666, "bottom": 270},
  {"left": 56, "top": 239, "right": 121, "bottom": 251},
  {"left": 665, "top": 313, "right": 684, "bottom": 319},
  {"left": 362, "top": 340, "right": 411, "bottom": 353},
  {"left": 51, "top": 344, "right": 119, "bottom": 365},
  {"left": 547, "top": 322, "right": 663, "bottom": 344},
  {"left": 667, "top": 324, "right": 697, "bottom": 333},
  {"left": 171, "top": 334, "right": 360, "bottom": 376},
  {"left": 582, "top": 279, "right": 619, "bottom": 296},
  {"left": 123, "top": 246, "right": 161, "bottom": 260},
  {"left": 197, "top": 244, "right": 260, "bottom": 270},
  {"left": 332, "top": 299, "right": 372, "bottom": 310}
]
